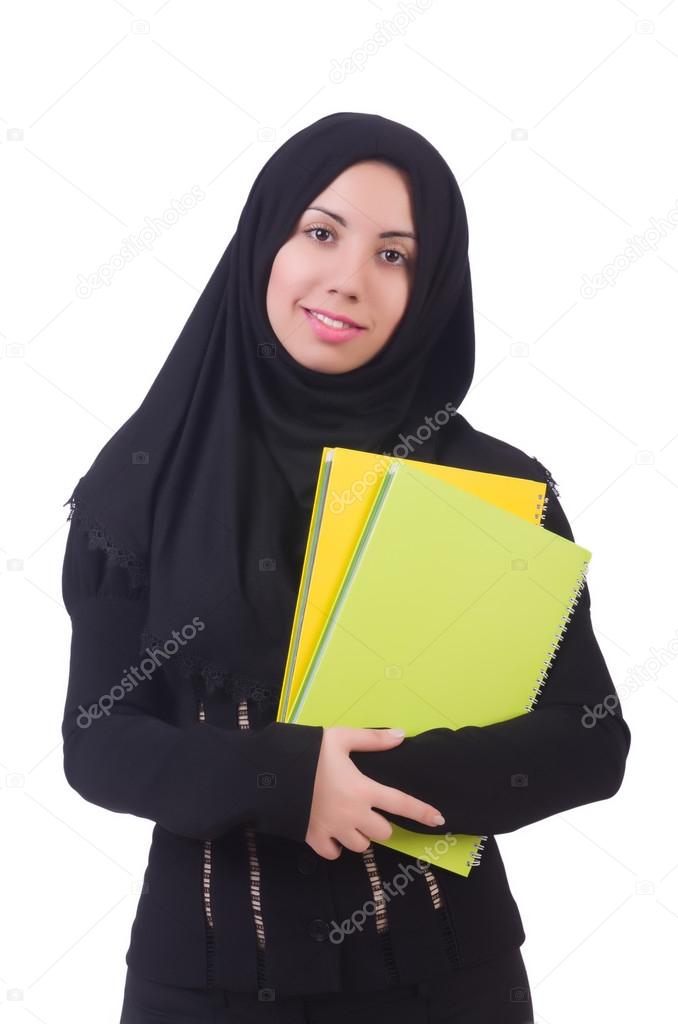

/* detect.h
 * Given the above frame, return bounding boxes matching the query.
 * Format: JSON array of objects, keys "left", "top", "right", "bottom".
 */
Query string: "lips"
[
  {"left": 301, "top": 307, "right": 366, "bottom": 344},
  {"left": 303, "top": 306, "right": 365, "bottom": 329}
]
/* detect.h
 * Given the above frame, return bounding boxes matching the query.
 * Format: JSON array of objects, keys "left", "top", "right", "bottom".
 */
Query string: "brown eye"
[
  {"left": 302, "top": 222, "right": 335, "bottom": 244},
  {"left": 380, "top": 249, "right": 409, "bottom": 267},
  {"left": 303, "top": 223, "right": 410, "bottom": 268}
]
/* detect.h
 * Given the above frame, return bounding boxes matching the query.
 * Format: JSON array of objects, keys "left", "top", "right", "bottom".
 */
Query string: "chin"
[{"left": 294, "top": 345, "right": 355, "bottom": 373}]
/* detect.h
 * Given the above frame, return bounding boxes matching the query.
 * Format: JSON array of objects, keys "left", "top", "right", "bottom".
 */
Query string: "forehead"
[{"left": 306, "top": 160, "right": 415, "bottom": 231}]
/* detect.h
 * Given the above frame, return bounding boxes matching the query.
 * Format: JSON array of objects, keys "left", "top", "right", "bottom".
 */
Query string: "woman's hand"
[{"left": 305, "top": 725, "right": 445, "bottom": 859}]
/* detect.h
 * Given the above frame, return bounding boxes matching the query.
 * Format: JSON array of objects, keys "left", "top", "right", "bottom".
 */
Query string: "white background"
[{"left": 1, "top": 1, "right": 674, "bottom": 1020}]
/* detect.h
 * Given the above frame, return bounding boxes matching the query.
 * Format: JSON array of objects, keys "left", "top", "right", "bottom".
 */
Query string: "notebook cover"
[{"left": 276, "top": 447, "right": 547, "bottom": 722}]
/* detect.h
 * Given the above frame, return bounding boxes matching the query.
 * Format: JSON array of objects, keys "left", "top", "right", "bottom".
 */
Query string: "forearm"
[
  {"left": 62, "top": 593, "right": 324, "bottom": 842},
  {"left": 350, "top": 703, "right": 630, "bottom": 836},
  {"left": 63, "top": 712, "right": 324, "bottom": 842}
]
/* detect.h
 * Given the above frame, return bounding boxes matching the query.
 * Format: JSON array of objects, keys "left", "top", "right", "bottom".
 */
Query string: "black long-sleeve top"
[{"left": 60, "top": 450, "right": 631, "bottom": 996}]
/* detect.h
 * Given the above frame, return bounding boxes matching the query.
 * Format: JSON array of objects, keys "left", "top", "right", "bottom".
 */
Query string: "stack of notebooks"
[{"left": 276, "top": 447, "right": 591, "bottom": 877}]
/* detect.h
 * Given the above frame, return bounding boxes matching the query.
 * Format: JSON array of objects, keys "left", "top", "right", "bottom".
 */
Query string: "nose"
[
  {"left": 326, "top": 260, "right": 366, "bottom": 303},
  {"left": 327, "top": 285, "right": 358, "bottom": 302}
]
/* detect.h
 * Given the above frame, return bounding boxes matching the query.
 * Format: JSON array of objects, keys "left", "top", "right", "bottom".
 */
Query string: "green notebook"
[{"left": 290, "top": 459, "right": 591, "bottom": 876}]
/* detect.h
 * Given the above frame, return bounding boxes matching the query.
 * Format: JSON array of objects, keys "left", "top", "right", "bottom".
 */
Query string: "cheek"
[
  {"left": 378, "top": 276, "right": 410, "bottom": 331},
  {"left": 266, "top": 256, "right": 290, "bottom": 315},
  {"left": 267, "top": 242, "right": 312, "bottom": 309}
]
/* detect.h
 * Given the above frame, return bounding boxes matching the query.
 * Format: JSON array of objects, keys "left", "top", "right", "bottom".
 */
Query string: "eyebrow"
[{"left": 305, "top": 206, "right": 418, "bottom": 242}]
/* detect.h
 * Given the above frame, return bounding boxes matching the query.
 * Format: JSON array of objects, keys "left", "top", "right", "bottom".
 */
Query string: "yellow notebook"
[
  {"left": 276, "top": 447, "right": 548, "bottom": 724},
  {"left": 286, "top": 457, "right": 591, "bottom": 877}
]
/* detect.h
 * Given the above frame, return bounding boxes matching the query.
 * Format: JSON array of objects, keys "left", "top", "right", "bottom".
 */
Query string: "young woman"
[{"left": 61, "top": 111, "right": 631, "bottom": 1022}]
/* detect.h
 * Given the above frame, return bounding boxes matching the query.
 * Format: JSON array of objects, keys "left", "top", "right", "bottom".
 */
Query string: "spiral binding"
[
  {"left": 524, "top": 559, "right": 590, "bottom": 714},
  {"left": 466, "top": 835, "right": 488, "bottom": 869},
  {"left": 535, "top": 490, "right": 549, "bottom": 527},
  {"left": 465, "top": 499, "right": 586, "bottom": 872}
]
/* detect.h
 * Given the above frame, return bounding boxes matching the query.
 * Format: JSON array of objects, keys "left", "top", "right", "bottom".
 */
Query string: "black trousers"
[{"left": 119, "top": 945, "right": 534, "bottom": 1022}]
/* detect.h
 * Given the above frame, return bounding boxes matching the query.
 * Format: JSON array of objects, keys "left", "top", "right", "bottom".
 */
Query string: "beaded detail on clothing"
[
  {"left": 65, "top": 492, "right": 149, "bottom": 590},
  {"left": 531, "top": 455, "right": 560, "bottom": 497},
  {"left": 196, "top": 698, "right": 216, "bottom": 987},
  {"left": 140, "top": 626, "right": 279, "bottom": 711},
  {"left": 360, "top": 844, "right": 400, "bottom": 985},
  {"left": 422, "top": 865, "right": 463, "bottom": 968},
  {"left": 358, "top": 843, "right": 463, "bottom": 978},
  {"left": 64, "top": 491, "right": 279, "bottom": 711},
  {"left": 422, "top": 864, "right": 443, "bottom": 910},
  {"left": 360, "top": 845, "right": 390, "bottom": 935},
  {"left": 237, "top": 698, "right": 269, "bottom": 993}
]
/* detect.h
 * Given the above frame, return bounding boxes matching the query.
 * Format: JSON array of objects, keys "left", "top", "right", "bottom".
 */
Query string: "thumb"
[{"left": 344, "top": 727, "right": 406, "bottom": 751}]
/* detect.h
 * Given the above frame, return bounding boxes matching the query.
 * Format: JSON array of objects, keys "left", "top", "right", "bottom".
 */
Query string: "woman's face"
[{"left": 265, "top": 159, "right": 417, "bottom": 374}]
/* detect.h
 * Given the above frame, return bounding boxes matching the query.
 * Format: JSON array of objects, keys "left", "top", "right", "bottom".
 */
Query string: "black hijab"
[{"left": 63, "top": 111, "right": 476, "bottom": 711}]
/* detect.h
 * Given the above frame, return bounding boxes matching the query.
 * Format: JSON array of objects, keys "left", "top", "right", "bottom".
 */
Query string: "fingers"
[
  {"left": 308, "top": 828, "right": 369, "bottom": 859},
  {"left": 307, "top": 830, "right": 343, "bottom": 860},
  {"left": 338, "top": 726, "right": 406, "bottom": 751},
  {"left": 369, "top": 781, "right": 445, "bottom": 827},
  {"left": 331, "top": 811, "right": 402, "bottom": 853},
  {"left": 307, "top": 821, "right": 385, "bottom": 859},
  {"left": 356, "top": 809, "right": 394, "bottom": 843},
  {"left": 335, "top": 827, "right": 372, "bottom": 854}
]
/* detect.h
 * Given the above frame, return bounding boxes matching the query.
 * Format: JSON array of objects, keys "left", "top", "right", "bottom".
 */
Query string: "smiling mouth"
[{"left": 302, "top": 307, "right": 366, "bottom": 330}]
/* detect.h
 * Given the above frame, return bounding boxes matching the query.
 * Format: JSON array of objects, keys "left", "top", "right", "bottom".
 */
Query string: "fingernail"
[
  {"left": 388, "top": 728, "right": 405, "bottom": 736},
  {"left": 431, "top": 814, "right": 445, "bottom": 825}
]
